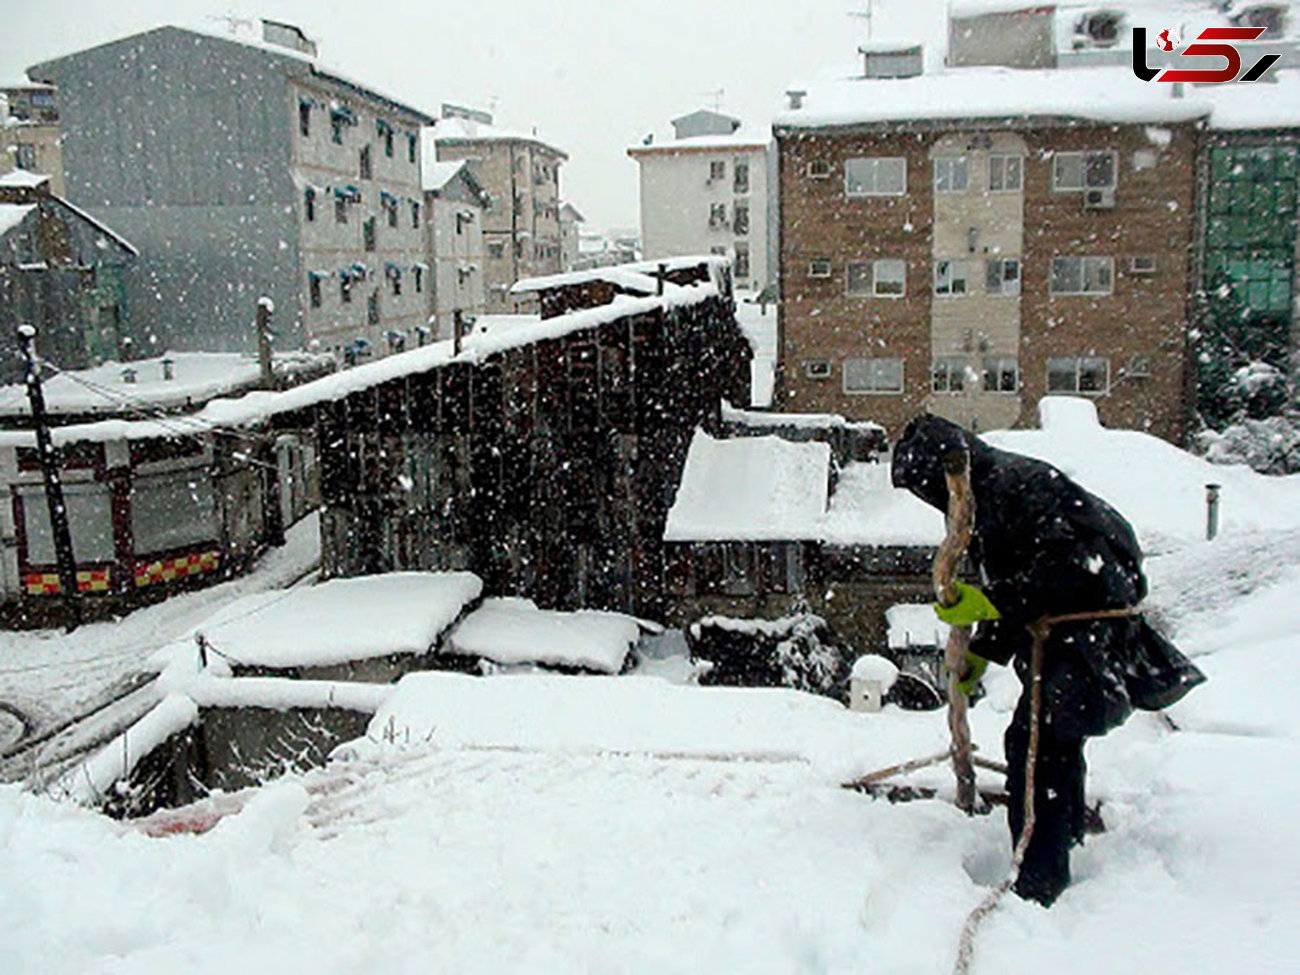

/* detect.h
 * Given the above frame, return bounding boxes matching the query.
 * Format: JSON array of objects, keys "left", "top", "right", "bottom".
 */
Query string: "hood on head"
[{"left": 890, "top": 413, "right": 976, "bottom": 512}]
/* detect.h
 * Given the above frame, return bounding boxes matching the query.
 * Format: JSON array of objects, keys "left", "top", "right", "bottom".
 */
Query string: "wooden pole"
[
  {"left": 16, "top": 325, "right": 81, "bottom": 631},
  {"left": 933, "top": 447, "right": 978, "bottom": 814},
  {"left": 256, "top": 296, "right": 274, "bottom": 389}
]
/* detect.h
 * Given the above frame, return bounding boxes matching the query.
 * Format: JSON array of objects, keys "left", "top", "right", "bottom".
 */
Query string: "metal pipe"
[{"left": 1206, "top": 483, "right": 1221, "bottom": 540}]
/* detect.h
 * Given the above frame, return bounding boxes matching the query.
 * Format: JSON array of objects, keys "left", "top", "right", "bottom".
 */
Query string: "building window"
[
  {"left": 1052, "top": 151, "right": 1117, "bottom": 191},
  {"left": 340, "top": 275, "right": 353, "bottom": 304},
  {"left": 807, "top": 160, "right": 832, "bottom": 180},
  {"left": 709, "top": 160, "right": 726, "bottom": 181},
  {"left": 982, "top": 357, "right": 1019, "bottom": 392},
  {"left": 733, "top": 203, "right": 750, "bottom": 236},
  {"left": 488, "top": 241, "right": 505, "bottom": 259},
  {"left": 934, "top": 260, "right": 970, "bottom": 295},
  {"left": 298, "top": 100, "right": 311, "bottom": 137},
  {"left": 384, "top": 197, "right": 399, "bottom": 228},
  {"left": 985, "top": 258, "right": 1021, "bottom": 295},
  {"left": 804, "top": 360, "right": 832, "bottom": 379},
  {"left": 367, "top": 290, "right": 380, "bottom": 326},
  {"left": 734, "top": 242, "right": 750, "bottom": 279},
  {"left": 1129, "top": 255, "right": 1157, "bottom": 274},
  {"left": 364, "top": 217, "right": 376, "bottom": 252},
  {"left": 932, "top": 356, "right": 969, "bottom": 392},
  {"left": 934, "top": 157, "right": 969, "bottom": 193},
  {"left": 843, "top": 357, "right": 904, "bottom": 394},
  {"left": 809, "top": 258, "right": 832, "bottom": 278},
  {"left": 412, "top": 201, "right": 421, "bottom": 229},
  {"left": 389, "top": 267, "right": 402, "bottom": 296},
  {"left": 382, "top": 126, "right": 394, "bottom": 158},
  {"left": 1050, "top": 256, "right": 1113, "bottom": 295},
  {"left": 845, "top": 157, "right": 906, "bottom": 196},
  {"left": 1047, "top": 357, "right": 1110, "bottom": 394},
  {"left": 708, "top": 203, "right": 728, "bottom": 228},
  {"left": 335, "top": 196, "right": 348, "bottom": 224},
  {"left": 304, "top": 187, "right": 316, "bottom": 222},
  {"left": 14, "top": 143, "right": 36, "bottom": 170},
  {"left": 414, "top": 265, "right": 424, "bottom": 293},
  {"left": 360, "top": 145, "right": 372, "bottom": 180},
  {"left": 847, "top": 259, "right": 906, "bottom": 297},
  {"left": 408, "top": 133, "right": 418, "bottom": 164},
  {"left": 308, "top": 274, "right": 322, "bottom": 309},
  {"left": 734, "top": 160, "right": 750, "bottom": 194},
  {"left": 988, "top": 154, "right": 1023, "bottom": 192}
]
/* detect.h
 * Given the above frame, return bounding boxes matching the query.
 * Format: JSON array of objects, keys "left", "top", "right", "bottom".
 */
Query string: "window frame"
[
  {"left": 847, "top": 259, "right": 906, "bottom": 298},
  {"left": 1049, "top": 256, "right": 1114, "bottom": 296},
  {"left": 808, "top": 258, "right": 832, "bottom": 278},
  {"left": 1047, "top": 356, "right": 1111, "bottom": 395},
  {"left": 933, "top": 156, "right": 970, "bottom": 193},
  {"left": 982, "top": 357, "right": 1019, "bottom": 393},
  {"left": 843, "top": 356, "right": 905, "bottom": 395},
  {"left": 985, "top": 258, "right": 1021, "bottom": 296},
  {"left": 845, "top": 156, "right": 907, "bottom": 197},
  {"left": 709, "top": 159, "right": 726, "bottom": 181},
  {"left": 931, "top": 356, "right": 969, "bottom": 393},
  {"left": 1051, "top": 150, "right": 1118, "bottom": 192},
  {"left": 987, "top": 154, "right": 1023, "bottom": 192},
  {"left": 934, "top": 260, "right": 970, "bottom": 296}
]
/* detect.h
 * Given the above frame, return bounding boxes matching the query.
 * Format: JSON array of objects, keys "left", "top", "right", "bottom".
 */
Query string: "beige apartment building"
[{"left": 428, "top": 106, "right": 566, "bottom": 313}]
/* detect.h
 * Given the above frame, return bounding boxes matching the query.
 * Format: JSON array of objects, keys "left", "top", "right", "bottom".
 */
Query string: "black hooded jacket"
[{"left": 892, "top": 414, "right": 1204, "bottom": 737}]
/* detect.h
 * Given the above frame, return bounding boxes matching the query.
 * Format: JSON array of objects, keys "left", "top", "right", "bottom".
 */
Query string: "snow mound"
[
  {"left": 447, "top": 597, "right": 642, "bottom": 674},
  {"left": 188, "top": 572, "right": 483, "bottom": 669},
  {"left": 368, "top": 671, "right": 944, "bottom": 780},
  {"left": 886, "top": 604, "right": 950, "bottom": 649},
  {"left": 985, "top": 400, "right": 1300, "bottom": 549},
  {"left": 850, "top": 654, "right": 899, "bottom": 691}
]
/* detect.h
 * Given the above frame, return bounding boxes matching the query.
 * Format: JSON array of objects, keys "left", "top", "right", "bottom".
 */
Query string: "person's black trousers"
[{"left": 1003, "top": 692, "right": 1087, "bottom": 906}]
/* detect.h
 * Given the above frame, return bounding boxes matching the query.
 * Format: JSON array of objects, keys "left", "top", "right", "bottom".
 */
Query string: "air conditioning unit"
[{"left": 1083, "top": 187, "right": 1116, "bottom": 210}]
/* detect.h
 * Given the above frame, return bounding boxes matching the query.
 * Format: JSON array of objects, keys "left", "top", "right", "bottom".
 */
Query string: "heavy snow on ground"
[
  {"left": 3, "top": 525, "right": 1300, "bottom": 973},
  {"left": 0, "top": 513, "right": 321, "bottom": 778}
]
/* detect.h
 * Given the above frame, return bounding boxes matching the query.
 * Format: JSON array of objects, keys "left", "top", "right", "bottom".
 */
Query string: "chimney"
[
  {"left": 859, "top": 43, "right": 924, "bottom": 79},
  {"left": 785, "top": 89, "right": 807, "bottom": 110}
]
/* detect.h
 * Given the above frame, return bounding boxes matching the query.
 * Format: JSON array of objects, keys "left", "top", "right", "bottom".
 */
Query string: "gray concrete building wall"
[{"left": 30, "top": 27, "right": 302, "bottom": 356}]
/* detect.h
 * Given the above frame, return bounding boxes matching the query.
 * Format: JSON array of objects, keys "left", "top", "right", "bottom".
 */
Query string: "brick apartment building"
[{"left": 773, "top": 46, "right": 1206, "bottom": 442}]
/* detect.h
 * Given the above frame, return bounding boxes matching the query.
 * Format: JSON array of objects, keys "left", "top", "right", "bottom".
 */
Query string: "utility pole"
[
  {"left": 16, "top": 325, "right": 81, "bottom": 630},
  {"left": 256, "top": 296, "right": 275, "bottom": 389}
]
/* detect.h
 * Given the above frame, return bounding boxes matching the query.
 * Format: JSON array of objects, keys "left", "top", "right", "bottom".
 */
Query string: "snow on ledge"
[{"left": 448, "top": 597, "right": 643, "bottom": 674}]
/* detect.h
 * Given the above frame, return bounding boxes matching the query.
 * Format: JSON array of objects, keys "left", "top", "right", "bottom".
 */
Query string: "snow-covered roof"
[
  {"left": 774, "top": 66, "right": 1212, "bottom": 129},
  {"left": 1198, "top": 68, "right": 1300, "bottom": 130},
  {"left": 421, "top": 159, "right": 469, "bottom": 193},
  {"left": 0, "top": 170, "right": 50, "bottom": 188},
  {"left": 885, "top": 605, "right": 951, "bottom": 650},
  {"left": 721, "top": 402, "right": 884, "bottom": 434},
  {"left": 664, "top": 430, "right": 832, "bottom": 542},
  {"left": 0, "top": 352, "right": 331, "bottom": 418},
  {"left": 185, "top": 572, "right": 483, "bottom": 670},
  {"left": 510, "top": 265, "right": 661, "bottom": 296},
  {"left": 448, "top": 597, "right": 644, "bottom": 674},
  {"left": 628, "top": 129, "right": 770, "bottom": 156},
  {"left": 427, "top": 115, "right": 567, "bottom": 159},
  {"left": 0, "top": 282, "right": 721, "bottom": 448},
  {"left": 0, "top": 203, "right": 35, "bottom": 237}
]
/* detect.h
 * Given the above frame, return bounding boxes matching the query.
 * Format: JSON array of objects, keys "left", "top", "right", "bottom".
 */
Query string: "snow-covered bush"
[
  {"left": 687, "top": 611, "right": 849, "bottom": 700},
  {"left": 1198, "top": 413, "right": 1300, "bottom": 475}
]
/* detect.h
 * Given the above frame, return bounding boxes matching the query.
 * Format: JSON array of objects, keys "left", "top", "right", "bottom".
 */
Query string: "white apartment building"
[
  {"left": 628, "top": 109, "right": 771, "bottom": 293},
  {"left": 423, "top": 160, "right": 487, "bottom": 341}
]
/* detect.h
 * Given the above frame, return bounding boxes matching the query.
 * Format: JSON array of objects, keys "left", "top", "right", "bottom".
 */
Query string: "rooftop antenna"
[
  {"left": 207, "top": 12, "right": 257, "bottom": 37},
  {"left": 847, "top": 1, "right": 879, "bottom": 40},
  {"left": 701, "top": 87, "right": 725, "bottom": 111}
]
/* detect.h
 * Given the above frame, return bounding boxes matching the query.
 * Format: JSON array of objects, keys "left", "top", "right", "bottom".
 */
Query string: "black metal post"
[{"left": 16, "top": 325, "right": 81, "bottom": 630}]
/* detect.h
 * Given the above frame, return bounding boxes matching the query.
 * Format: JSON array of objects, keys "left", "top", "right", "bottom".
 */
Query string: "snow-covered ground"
[
  {"left": 0, "top": 513, "right": 321, "bottom": 780},
  {"left": 6, "top": 402, "right": 1300, "bottom": 973},
  {"left": 3, "top": 526, "right": 1299, "bottom": 972}
]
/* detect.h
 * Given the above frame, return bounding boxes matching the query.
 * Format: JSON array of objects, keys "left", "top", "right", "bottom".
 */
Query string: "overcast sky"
[{"left": 2, "top": 0, "right": 946, "bottom": 232}]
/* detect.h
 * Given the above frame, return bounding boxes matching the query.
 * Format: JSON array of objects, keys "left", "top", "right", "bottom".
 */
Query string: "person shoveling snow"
[{"left": 892, "top": 414, "right": 1206, "bottom": 907}]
